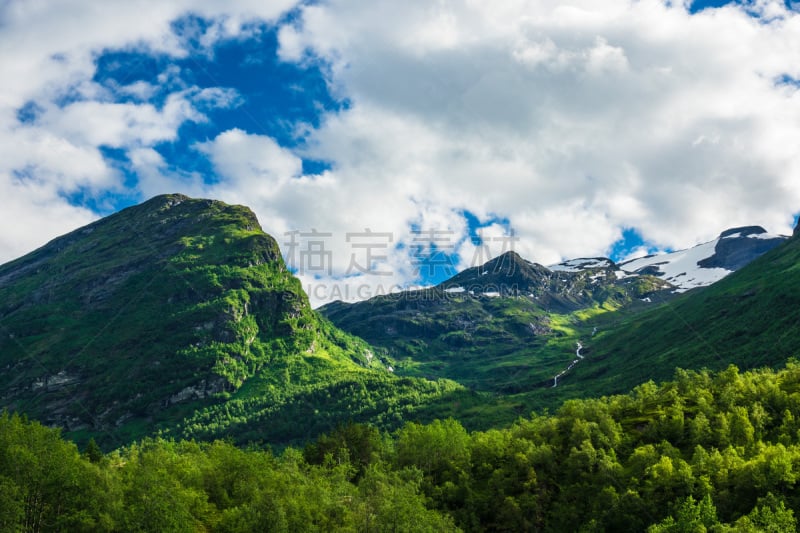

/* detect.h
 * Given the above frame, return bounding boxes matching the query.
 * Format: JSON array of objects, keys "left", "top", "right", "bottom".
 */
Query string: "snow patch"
[
  {"left": 748, "top": 232, "right": 782, "bottom": 240},
  {"left": 444, "top": 286, "right": 465, "bottom": 293},
  {"left": 620, "top": 239, "right": 731, "bottom": 291}
]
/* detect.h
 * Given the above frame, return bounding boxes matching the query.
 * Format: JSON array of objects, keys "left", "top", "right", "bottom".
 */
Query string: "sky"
[{"left": 1, "top": 0, "right": 799, "bottom": 307}]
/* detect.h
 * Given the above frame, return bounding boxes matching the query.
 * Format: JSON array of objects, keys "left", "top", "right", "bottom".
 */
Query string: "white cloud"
[
  {"left": 39, "top": 95, "right": 201, "bottom": 148},
  {"left": 273, "top": 0, "right": 800, "bottom": 260},
  {"left": 198, "top": 128, "right": 303, "bottom": 194},
  {"left": 194, "top": 127, "right": 426, "bottom": 306},
  {"left": 456, "top": 223, "right": 519, "bottom": 273},
  {"left": 3, "top": 0, "right": 800, "bottom": 308},
  {"left": 621, "top": 246, "right": 652, "bottom": 263},
  {"left": 0, "top": 178, "right": 98, "bottom": 263}
]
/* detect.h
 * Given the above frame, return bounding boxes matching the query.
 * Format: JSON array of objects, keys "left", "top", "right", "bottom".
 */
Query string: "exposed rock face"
[
  {"left": 718, "top": 226, "right": 766, "bottom": 239},
  {"left": 698, "top": 226, "right": 786, "bottom": 271},
  {"left": 31, "top": 371, "right": 79, "bottom": 392},
  {"left": 167, "top": 377, "right": 228, "bottom": 405},
  {"left": 444, "top": 251, "right": 552, "bottom": 296},
  {"left": 438, "top": 251, "right": 670, "bottom": 313},
  {"left": 528, "top": 316, "right": 552, "bottom": 335}
]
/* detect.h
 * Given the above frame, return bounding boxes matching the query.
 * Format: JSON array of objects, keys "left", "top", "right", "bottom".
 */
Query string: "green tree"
[
  {"left": 356, "top": 464, "right": 459, "bottom": 532},
  {"left": 395, "top": 418, "right": 470, "bottom": 487},
  {"left": 83, "top": 438, "right": 104, "bottom": 464},
  {"left": 647, "top": 495, "right": 718, "bottom": 532},
  {"left": 117, "top": 440, "right": 212, "bottom": 532},
  {"left": 304, "top": 422, "right": 384, "bottom": 480},
  {"left": 732, "top": 493, "right": 796, "bottom": 532}
]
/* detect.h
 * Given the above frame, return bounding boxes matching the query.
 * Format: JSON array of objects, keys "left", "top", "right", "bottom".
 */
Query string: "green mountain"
[
  {"left": 0, "top": 194, "right": 463, "bottom": 448},
  {"left": 1, "top": 195, "right": 799, "bottom": 531},
  {"left": 562, "top": 223, "right": 800, "bottom": 397},
  {"left": 323, "top": 227, "right": 799, "bottom": 414}
]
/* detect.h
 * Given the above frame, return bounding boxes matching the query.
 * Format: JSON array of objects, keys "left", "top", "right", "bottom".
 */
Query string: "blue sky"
[
  {"left": 1, "top": 0, "right": 799, "bottom": 304},
  {"left": 82, "top": 18, "right": 341, "bottom": 211}
]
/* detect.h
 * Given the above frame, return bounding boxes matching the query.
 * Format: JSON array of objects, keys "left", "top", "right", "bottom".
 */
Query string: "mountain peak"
[
  {"left": 619, "top": 226, "right": 786, "bottom": 291},
  {"left": 480, "top": 250, "right": 529, "bottom": 272},
  {"left": 549, "top": 257, "right": 615, "bottom": 273},
  {"left": 441, "top": 250, "right": 550, "bottom": 295},
  {"left": 700, "top": 226, "right": 786, "bottom": 271},
  {"left": 126, "top": 193, "right": 263, "bottom": 232},
  {"left": 144, "top": 192, "right": 191, "bottom": 207}
]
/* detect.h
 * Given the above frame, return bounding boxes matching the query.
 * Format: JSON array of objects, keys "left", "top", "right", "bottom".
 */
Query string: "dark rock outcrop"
[{"left": 699, "top": 226, "right": 785, "bottom": 271}]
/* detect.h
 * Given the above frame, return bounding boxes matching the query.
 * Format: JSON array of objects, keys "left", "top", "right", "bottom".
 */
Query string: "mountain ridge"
[
  {"left": 0, "top": 194, "right": 305, "bottom": 441},
  {"left": 547, "top": 225, "right": 787, "bottom": 293}
]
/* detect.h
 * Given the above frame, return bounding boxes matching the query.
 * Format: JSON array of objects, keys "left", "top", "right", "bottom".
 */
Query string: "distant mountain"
[
  {"left": 547, "top": 226, "right": 786, "bottom": 292},
  {"left": 0, "top": 194, "right": 463, "bottom": 447},
  {"left": 323, "top": 224, "right": 792, "bottom": 414},
  {"left": 320, "top": 249, "right": 671, "bottom": 417},
  {"left": 438, "top": 250, "right": 672, "bottom": 312}
]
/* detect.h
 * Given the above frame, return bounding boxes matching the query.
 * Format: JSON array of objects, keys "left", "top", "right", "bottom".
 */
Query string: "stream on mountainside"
[{"left": 552, "top": 341, "right": 584, "bottom": 388}]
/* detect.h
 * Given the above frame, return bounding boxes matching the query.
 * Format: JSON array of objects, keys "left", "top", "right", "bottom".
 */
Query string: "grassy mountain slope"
[
  {"left": 0, "top": 194, "right": 464, "bottom": 448},
  {"left": 322, "top": 251, "right": 672, "bottom": 418},
  {"left": 561, "top": 227, "right": 800, "bottom": 398}
]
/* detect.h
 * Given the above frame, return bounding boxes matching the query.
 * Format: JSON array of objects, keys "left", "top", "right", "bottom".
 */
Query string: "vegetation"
[
  {"left": 320, "top": 252, "right": 670, "bottom": 402},
  {"left": 4, "top": 362, "right": 800, "bottom": 531},
  {"left": 0, "top": 195, "right": 470, "bottom": 448},
  {"left": 324, "top": 231, "right": 800, "bottom": 419},
  {"left": 3, "top": 195, "right": 800, "bottom": 531},
  {"left": 564, "top": 227, "right": 800, "bottom": 398}
]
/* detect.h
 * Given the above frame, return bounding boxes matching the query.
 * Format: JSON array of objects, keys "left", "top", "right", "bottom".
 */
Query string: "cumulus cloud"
[
  {"left": 192, "top": 126, "right": 422, "bottom": 305},
  {"left": 198, "top": 129, "right": 303, "bottom": 193},
  {"left": 3, "top": 0, "right": 800, "bottom": 307},
  {"left": 276, "top": 0, "right": 800, "bottom": 256}
]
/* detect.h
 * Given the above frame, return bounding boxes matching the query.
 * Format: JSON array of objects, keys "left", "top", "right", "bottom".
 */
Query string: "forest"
[{"left": 3, "top": 362, "right": 800, "bottom": 531}]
